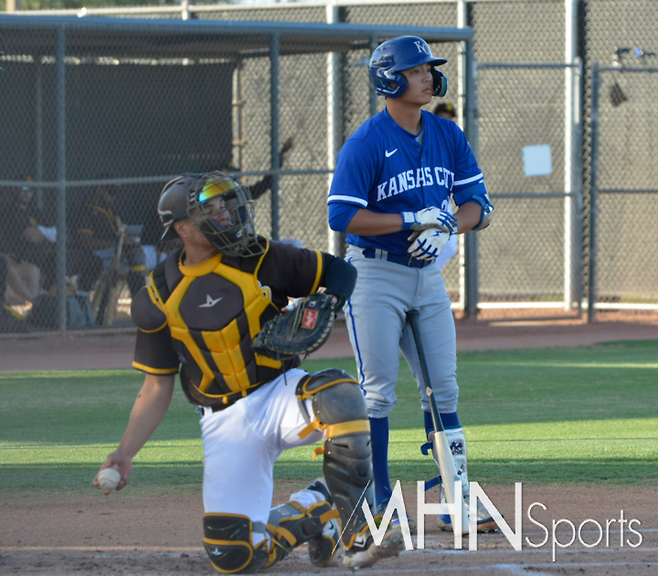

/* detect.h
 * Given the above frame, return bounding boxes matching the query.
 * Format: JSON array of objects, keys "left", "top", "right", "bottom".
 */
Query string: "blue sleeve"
[
  {"left": 450, "top": 125, "right": 484, "bottom": 194},
  {"left": 328, "top": 137, "right": 378, "bottom": 211},
  {"left": 328, "top": 202, "right": 360, "bottom": 233}
]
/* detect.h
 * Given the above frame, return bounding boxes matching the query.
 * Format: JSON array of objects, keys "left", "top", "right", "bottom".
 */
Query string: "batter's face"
[{"left": 397, "top": 64, "right": 434, "bottom": 106}]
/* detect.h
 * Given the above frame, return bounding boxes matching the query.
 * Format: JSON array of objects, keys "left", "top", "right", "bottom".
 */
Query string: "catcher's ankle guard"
[
  {"left": 202, "top": 513, "right": 273, "bottom": 573},
  {"left": 267, "top": 499, "right": 338, "bottom": 566},
  {"left": 295, "top": 369, "right": 375, "bottom": 549}
]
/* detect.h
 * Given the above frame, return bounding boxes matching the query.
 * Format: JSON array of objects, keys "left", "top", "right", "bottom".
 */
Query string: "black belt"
[{"left": 362, "top": 248, "right": 432, "bottom": 269}]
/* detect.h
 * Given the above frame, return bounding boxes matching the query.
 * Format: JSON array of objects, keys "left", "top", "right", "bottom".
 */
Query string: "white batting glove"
[
  {"left": 401, "top": 207, "right": 458, "bottom": 234},
  {"left": 407, "top": 228, "right": 450, "bottom": 261}
]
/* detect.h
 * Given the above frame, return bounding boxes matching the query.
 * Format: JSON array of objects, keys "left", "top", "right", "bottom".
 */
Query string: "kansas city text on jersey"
[{"left": 376, "top": 166, "right": 455, "bottom": 201}]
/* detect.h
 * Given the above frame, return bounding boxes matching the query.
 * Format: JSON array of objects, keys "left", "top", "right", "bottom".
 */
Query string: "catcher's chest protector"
[{"left": 151, "top": 248, "right": 282, "bottom": 406}]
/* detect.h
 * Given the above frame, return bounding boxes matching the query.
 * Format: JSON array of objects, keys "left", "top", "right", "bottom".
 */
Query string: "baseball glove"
[{"left": 252, "top": 293, "right": 336, "bottom": 359}]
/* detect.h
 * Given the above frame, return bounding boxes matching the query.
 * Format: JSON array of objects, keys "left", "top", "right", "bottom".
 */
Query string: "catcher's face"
[{"left": 191, "top": 196, "right": 232, "bottom": 229}]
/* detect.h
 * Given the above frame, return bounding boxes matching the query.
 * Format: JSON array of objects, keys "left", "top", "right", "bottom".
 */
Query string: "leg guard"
[
  {"left": 434, "top": 427, "right": 499, "bottom": 533},
  {"left": 296, "top": 369, "right": 375, "bottom": 550},
  {"left": 203, "top": 513, "right": 273, "bottom": 574},
  {"left": 446, "top": 426, "right": 468, "bottom": 495}
]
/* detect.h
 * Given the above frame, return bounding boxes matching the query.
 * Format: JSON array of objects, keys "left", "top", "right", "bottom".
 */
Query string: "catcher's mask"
[{"left": 158, "top": 171, "right": 265, "bottom": 257}]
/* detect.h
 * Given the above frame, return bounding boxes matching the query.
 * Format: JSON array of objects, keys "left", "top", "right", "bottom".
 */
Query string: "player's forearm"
[
  {"left": 345, "top": 209, "right": 404, "bottom": 236},
  {"left": 453, "top": 202, "right": 483, "bottom": 234},
  {"left": 116, "top": 374, "right": 175, "bottom": 459}
]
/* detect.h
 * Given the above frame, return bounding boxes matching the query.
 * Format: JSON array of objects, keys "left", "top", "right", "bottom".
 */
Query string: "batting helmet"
[
  {"left": 158, "top": 171, "right": 265, "bottom": 257},
  {"left": 369, "top": 36, "right": 447, "bottom": 99}
]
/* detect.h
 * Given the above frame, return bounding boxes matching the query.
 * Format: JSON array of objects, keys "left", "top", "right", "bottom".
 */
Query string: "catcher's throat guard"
[{"left": 251, "top": 293, "right": 336, "bottom": 359}]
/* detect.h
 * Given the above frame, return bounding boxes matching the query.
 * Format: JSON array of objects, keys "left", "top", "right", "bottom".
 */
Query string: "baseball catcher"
[{"left": 93, "top": 171, "right": 405, "bottom": 572}]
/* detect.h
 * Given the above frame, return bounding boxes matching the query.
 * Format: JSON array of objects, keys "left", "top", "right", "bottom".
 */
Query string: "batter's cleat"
[
  {"left": 376, "top": 496, "right": 417, "bottom": 534},
  {"left": 343, "top": 527, "right": 405, "bottom": 572},
  {"left": 436, "top": 490, "right": 500, "bottom": 533}
]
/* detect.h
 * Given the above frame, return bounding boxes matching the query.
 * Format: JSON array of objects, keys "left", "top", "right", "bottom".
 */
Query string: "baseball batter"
[
  {"left": 328, "top": 36, "right": 496, "bottom": 531},
  {"left": 93, "top": 172, "right": 404, "bottom": 572}
]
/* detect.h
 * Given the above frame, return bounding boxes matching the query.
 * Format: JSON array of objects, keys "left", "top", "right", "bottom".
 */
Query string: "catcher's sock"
[
  {"left": 370, "top": 416, "right": 392, "bottom": 503},
  {"left": 424, "top": 410, "right": 460, "bottom": 435}
]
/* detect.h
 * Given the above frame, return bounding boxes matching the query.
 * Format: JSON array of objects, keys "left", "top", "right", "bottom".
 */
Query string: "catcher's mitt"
[{"left": 252, "top": 293, "right": 336, "bottom": 359}]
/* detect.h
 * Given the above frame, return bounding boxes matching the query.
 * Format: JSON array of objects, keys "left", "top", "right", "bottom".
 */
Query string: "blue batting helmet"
[{"left": 369, "top": 36, "right": 447, "bottom": 99}]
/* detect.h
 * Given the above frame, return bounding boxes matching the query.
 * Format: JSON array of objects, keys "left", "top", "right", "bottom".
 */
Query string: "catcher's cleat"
[
  {"left": 304, "top": 478, "right": 340, "bottom": 567},
  {"left": 376, "top": 496, "right": 417, "bottom": 534},
  {"left": 308, "top": 516, "right": 340, "bottom": 567},
  {"left": 436, "top": 488, "right": 500, "bottom": 533},
  {"left": 343, "top": 525, "right": 405, "bottom": 572}
]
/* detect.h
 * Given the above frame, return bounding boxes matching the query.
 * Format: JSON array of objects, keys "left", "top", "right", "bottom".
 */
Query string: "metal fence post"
[
  {"left": 56, "top": 24, "right": 67, "bottom": 333},
  {"left": 270, "top": 32, "right": 280, "bottom": 240},
  {"left": 464, "top": 38, "right": 479, "bottom": 319},
  {"left": 326, "top": 1, "right": 344, "bottom": 256},
  {"left": 587, "top": 61, "right": 601, "bottom": 323}
]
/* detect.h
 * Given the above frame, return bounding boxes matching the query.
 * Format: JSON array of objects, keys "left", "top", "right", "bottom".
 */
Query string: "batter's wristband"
[{"left": 401, "top": 212, "right": 416, "bottom": 231}]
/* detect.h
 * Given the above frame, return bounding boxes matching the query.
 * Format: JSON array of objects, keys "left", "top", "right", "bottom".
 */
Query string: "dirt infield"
[
  {"left": 2, "top": 316, "right": 658, "bottom": 575},
  {"left": 3, "top": 313, "right": 658, "bottom": 372}
]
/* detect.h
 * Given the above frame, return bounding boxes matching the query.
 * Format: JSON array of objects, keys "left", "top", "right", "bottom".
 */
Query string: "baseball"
[{"left": 98, "top": 467, "right": 121, "bottom": 491}]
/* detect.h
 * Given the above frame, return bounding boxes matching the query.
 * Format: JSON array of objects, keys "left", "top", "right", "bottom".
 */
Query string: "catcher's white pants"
[{"left": 200, "top": 369, "right": 322, "bottom": 544}]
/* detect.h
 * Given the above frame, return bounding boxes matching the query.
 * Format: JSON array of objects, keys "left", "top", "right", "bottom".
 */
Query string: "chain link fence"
[
  {"left": 588, "top": 63, "right": 658, "bottom": 321},
  {"left": 2, "top": 0, "right": 658, "bottom": 333},
  {"left": 0, "top": 15, "right": 471, "bottom": 333}
]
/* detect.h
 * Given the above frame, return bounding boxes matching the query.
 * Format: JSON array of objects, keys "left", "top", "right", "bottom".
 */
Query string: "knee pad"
[
  {"left": 295, "top": 369, "right": 375, "bottom": 549},
  {"left": 203, "top": 513, "right": 273, "bottom": 573}
]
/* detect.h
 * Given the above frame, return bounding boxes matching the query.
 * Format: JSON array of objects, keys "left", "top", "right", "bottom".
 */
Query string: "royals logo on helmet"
[{"left": 414, "top": 40, "right": 430, "bottom": 55}]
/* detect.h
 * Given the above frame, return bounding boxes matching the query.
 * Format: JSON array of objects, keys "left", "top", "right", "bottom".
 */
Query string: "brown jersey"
[{"left": 131, "top": 238, "right": 325, "bottom": 409}]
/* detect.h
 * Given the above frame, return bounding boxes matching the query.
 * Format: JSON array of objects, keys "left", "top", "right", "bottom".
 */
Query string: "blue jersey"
[{"left": 328, "top": 108, "right": 484, "bottom": 255}]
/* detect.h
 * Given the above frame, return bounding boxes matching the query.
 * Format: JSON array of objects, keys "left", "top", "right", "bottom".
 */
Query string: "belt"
[{"left": 362, "top": 248, "right": 432, "bottom": 269}]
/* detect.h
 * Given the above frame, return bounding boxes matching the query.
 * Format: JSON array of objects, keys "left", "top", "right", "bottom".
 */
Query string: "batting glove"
[
  {"left": 407, "top": 228, "right": 450, "bottom": 261},
  {"left": 401, "top": 207, "right": 458, "bottom": 234}
]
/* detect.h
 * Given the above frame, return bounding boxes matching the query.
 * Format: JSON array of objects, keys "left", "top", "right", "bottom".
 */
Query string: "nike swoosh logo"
[
  {"left": 385, "top": 149, "right": 398, "bottom": 157},
  {"left": 199, "top": 295, "right": 223, "bottom": 308}
]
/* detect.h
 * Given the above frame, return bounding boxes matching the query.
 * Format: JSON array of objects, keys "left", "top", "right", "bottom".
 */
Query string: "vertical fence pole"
[
  {"left": 326, "top": 1, "right": 344, "bottom": 256},
  {"left": 563, "top": 0, "right": 578, "bottom": 311},
  {"left": 587, "top": 62, "right": 601, "bottom": 323},
  {"left": 270, "top": 32, "right": 280, "bottom": 240},
  {"left": 35, "top": 57, "right": 44, "bottom": 211},
  {"left": 56, "top": 25, "right": 67, "bottom": 332},
  {"left": 369, "top": 35, "right": 378, "bottom": 118},
  {"left": 463, "top": 38, "right": 479, "bottom": 319},
  {"left": 456, "top": 0, "right": 468, "bottom": 311}
]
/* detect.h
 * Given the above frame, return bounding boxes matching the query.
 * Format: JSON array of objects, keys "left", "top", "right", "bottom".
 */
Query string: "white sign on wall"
[{"left": 523, "top": 144, "right": 553, "bottom": 177}]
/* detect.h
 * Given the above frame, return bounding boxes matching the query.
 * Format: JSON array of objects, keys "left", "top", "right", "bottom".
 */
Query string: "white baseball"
[{"left": 98, "top": 467, "right": 121, "bottom": 491}]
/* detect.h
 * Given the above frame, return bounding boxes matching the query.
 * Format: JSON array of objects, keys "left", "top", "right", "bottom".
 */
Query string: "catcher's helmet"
[
  {"left": 158, "top": 171, "right": 264, "bottom": 257},
  {"left": 369, "top": 36, "right": 447, "bottom": 99}
]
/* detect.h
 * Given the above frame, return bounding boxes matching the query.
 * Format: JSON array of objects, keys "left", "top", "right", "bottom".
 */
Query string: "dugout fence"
[
  {"left": 2, "top": 0, "right": 658, "bottom": 334},
  {"left": 0, "top": 16, "right": 474, "bottom": 333},
  {"left": 587, "top": 62, "right": 658, "bottom": 322}
]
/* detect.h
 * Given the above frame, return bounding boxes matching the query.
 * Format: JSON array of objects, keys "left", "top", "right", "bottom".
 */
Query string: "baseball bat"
[{"left": 405, "top": 309, "right": 469, "bottom": 535}]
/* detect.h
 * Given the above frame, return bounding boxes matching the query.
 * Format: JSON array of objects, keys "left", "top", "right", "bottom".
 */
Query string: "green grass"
[{"left": 1, "top": 340, "right": 657, "bottom": 498}]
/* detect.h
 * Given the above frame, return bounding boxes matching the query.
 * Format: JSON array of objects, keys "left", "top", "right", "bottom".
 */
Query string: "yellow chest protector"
[{"left": 151, "top": 246, "right": 284, "bottom": 406}]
